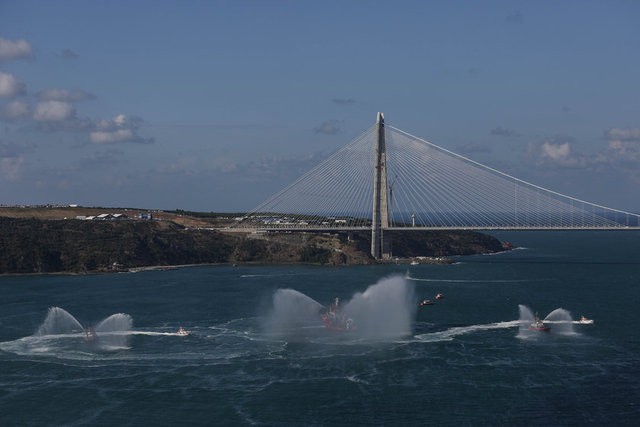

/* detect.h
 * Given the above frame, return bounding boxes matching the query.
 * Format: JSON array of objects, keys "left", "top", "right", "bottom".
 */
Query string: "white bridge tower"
[{"left": 371, "top": 112, "right": 391, "bottom": 260}]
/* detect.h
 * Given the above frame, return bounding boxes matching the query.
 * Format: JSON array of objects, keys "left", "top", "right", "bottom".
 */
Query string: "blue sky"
[{"left": 1, "top": 1, "right": 639, "bottom": 212}]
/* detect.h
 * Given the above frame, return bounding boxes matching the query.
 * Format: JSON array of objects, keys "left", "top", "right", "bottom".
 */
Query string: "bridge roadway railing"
[{"left": 218, "top": 225, "right": 640, "bottom": 233}]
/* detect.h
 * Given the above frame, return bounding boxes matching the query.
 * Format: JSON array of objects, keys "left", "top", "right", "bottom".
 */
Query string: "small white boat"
[
  {"left": 177, "top": 326, "right": 191, "bottom": 336},
  {"left": 576, "top": 316, "right": 594, "bottom": 325}
]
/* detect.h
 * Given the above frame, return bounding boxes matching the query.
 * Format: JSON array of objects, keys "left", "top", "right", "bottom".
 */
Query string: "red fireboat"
[
  {"left": 320, "top": 298, "right": 355, "bottom": 332},
  {"left": 528, "top": 316, "right": 550, "bottom": 332}
]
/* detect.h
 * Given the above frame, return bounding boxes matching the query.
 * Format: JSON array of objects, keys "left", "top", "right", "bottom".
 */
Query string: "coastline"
[
  {"left": 0, "top": 256, "right": 458, "bottom": 278},
  {"left": 0, "top": 214, "right": 507, "bottom": 276}
]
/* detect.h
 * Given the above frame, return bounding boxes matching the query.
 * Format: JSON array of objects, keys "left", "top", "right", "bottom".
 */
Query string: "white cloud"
[
  {"left": 0, "top": 71, "right": 26, "bottom": 98},
  {"left": 0, "top": 100, "right": 30, "bottom": 120},
  {"left": 0, "top": 37, "right": 32, "bottom": 61},
  {"left": 528, "top": 129, "right": 640, "bottom": 176},
  {"left": 541, "top": 141, "right": 570, "bottom": 161},
  {"left": 96, "top": 114, "right": 140, "bottom": 131},
  {"left": 314, "top": 119, "right": 345, "bottom": 135},
  {"left": 90, "top": 114, "right": 153, "bottom": 144},
  {"left": 604, "top": 127, "right": 640, "bottom": 143},
  {"left": 114, "top": 114, "right": 127, "bottom": 126},
  {"left": 37, "top": 88, "right": 95, "bottom": 102},
  {"left": 90, "top": 129, "right": 135, "bottom": 144},
  {"left": 528, "top": 136, "right": 588, "bottom": 169},
  {"left": 76, "top": 149, "right": 125, "bottom": 170},
  {"left": 490, "top": 126, "right": 520, "bottom": 138},
  {"left": 0, "top": 155, "right": 24, "bottom": 181},
  {"left": 600, "top": 127, "right": 640, "bottom": 169},
  {"left": 33, "top": 100, "right": 75, "bottom": 121},
  {"left": 58, "top": 49, "right": 79, "bottom": 60}
]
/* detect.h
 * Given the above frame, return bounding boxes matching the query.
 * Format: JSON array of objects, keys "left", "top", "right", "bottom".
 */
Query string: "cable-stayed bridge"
[{"left": 233, "top": 113, "right": 640, "bottom": 259}]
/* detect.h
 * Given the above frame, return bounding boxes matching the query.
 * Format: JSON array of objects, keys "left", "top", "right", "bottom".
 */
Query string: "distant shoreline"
[{"left": 0, "top": 211, "right": 507, "bottom": 275}]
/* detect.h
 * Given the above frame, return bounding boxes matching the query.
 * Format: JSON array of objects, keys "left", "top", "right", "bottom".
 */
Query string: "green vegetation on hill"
[
  {"left": 0, "top": 215, "right": 506, "bottom": 275},
  {"left": 0, "top": 217, "right": 237, "bottom": 274}
]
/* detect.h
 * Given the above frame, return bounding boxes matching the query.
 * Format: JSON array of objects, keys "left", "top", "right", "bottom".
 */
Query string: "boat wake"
[
  {"left": 414, "top": 321, "right": 520, "bottom": 342},
  {"left": 240, "top": 273, "right": 304, "bottom": 278},
  {"left": 0, "top": 333, "right": 132, "bottom": 357},
  {"left": 0, "top": 307, "right": 165, "bottom": 358},
  {"left": 407, "top": 277, "right": 534, "bottom": 283},
  {"left": 127, "top": 330, "right": 194, "bottom": 337},
  {"left": 0, "top": 300, "right": 595, "bottom": 361}
]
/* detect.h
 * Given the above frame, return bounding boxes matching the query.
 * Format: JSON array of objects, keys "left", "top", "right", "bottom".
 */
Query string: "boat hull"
[{"left": 528, "top": 326, "right": 550, "bottom": 332}]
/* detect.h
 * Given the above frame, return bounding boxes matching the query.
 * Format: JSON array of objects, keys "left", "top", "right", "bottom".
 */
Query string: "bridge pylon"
[{"left": 371, "top": 112, "right": 391, "bottom": 260}]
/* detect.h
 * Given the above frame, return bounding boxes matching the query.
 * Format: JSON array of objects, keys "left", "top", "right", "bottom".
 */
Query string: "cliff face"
[
  {"left": 385, "top": 230, "right": 505, "bottom": 257},
  {"left": 0, "top": 217, "right": 505, "bottom": 274},
  {"left": 0, "top": 217, "right": 238, "bottom": 274}
]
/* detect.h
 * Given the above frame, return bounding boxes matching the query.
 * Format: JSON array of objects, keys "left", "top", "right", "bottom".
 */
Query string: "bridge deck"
[{"left": 221, "top": 226, "right": 640, "bottom": 233}]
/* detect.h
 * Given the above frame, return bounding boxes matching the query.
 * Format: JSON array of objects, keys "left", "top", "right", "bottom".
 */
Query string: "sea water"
[{"left": 1, "top": 231, "right": 639, "bottom": 425}]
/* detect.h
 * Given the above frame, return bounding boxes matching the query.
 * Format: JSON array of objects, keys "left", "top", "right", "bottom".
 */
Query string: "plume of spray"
[
  {"left": 94, "top": 313, "right": 134, "bottom": 348},
  {"left": 36, "top": 307, "right": 84, "bottom": 336},
  {"left": 34, "top": 307, "right": 133, "bottom": 350},
  {"left": 518, "top": 304, "right": 535, "bottom": 322},
  {"left": 517, "top": 304, "right": 535, "bottom": 335},
  {"left": 95, "top": 313, "right": 133, "bottom": 333},
  {"left": 544, "top": 308, "right": 575, "bottom": 334},
  {"left": 344, "top": 275, "right": 416, "bottom": 340},
  {"left": 264, "top": 288, "right": 325, "bottom": 337}
]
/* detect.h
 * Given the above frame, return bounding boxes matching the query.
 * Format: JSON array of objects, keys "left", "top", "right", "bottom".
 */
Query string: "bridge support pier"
[{"left": 371, "top": 112, "right": 391, "bottom": 260}]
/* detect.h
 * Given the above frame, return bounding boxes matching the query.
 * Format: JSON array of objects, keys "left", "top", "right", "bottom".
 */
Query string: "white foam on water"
[{"left": 414, "top": 320, "right": 520, "bottom": 342}]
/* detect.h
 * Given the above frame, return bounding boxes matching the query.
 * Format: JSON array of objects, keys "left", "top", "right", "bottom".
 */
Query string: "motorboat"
[
  {"left": 84, "top": 326, "right": 97, "bottom": 342},
  {"left": 177, "top": 326, "right": 191, "bottom": 336},
  {"left": 576, "top": 316, "right": 594, "bottom": 325},
  {"left": 528, "top": 316, "right": 550, "bottom": 332},
  {"left": 419, "top": 299, "right": 433, "bottom": 307},
  {"left": 435, "top": 293, "right": 444, "bottom": 300},
  {"left": 320, "top": 298, "right": 355, "bottom": 332}
]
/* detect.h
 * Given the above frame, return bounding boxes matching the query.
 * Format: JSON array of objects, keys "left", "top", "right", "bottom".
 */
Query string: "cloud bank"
[
  {"left": 0, "top": 71, "right": 27, "bottom": 98},
  {"left": 491, "top": 126, "right": 520, "bottom": 138},
  {"left": 90, "top": 115, "right": 154, "bottom": 144},
  {"left": 36, "top": 88, "right": 95, "bottom": 102},
  {"left": 0, "top": 36, "right": 154, "bottom": 146},
  {"left": 0, "top": 100, "right": 30, "bottom": 120},
  {"left": 314, "top": 119, "right": 345, "bottom": 135},
  {"left": 33, "top": 100, "right": 76, "bottom": 122},
  {"left": 0, "top": 37, "right": 32, "bottom": 61}
]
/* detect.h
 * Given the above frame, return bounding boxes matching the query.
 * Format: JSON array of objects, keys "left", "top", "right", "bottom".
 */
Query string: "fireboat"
[
  {"left": 84, "top": 326, "right": 97, "bottom": 342},
  {"left": 177, "top": 326, "right": 191, "bottom": 336},
  {"left": 528, "top": 315, "right": 550, "bottom": 332},
  {"left": 320, "top": 298, "right": 355, "bottom": 332}
]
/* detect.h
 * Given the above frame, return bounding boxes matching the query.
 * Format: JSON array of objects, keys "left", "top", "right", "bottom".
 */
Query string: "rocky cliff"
[{"left": 0, "top": 217, "right": 505, "bottom": 274}]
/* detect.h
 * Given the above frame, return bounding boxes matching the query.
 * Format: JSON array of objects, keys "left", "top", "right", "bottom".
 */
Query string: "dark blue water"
[{"left": 1, "top": 231, "right": 639, "bottom": 426}]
